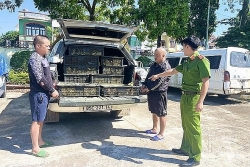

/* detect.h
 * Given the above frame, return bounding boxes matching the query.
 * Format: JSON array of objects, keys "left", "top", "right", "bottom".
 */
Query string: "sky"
[{"left": 0, "top": 0, "right": 242, "bottom": 37}]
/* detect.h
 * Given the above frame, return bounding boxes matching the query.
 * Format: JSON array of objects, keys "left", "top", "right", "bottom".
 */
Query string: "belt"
[{"left": 182, "top": 91, "right": 200, "bottom": 95}]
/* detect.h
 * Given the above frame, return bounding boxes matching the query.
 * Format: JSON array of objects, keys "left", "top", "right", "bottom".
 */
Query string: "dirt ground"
[{"left": 0, "top": 88, "right": 249, "bottom": 167}]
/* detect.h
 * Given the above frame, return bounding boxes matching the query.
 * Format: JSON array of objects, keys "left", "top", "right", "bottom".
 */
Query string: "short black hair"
[
  {"left": 33, "top": 35, "right": 49, "bottom": 48},
  {"left": 181, "top": 35, "right": 201, "bottom": 50}
]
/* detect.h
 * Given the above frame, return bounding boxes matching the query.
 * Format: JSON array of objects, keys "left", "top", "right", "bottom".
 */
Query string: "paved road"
[{"left": 0, "top": 88, "right": 249, "bottom": 167}]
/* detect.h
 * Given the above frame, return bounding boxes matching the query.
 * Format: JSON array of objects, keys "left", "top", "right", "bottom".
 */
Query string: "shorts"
[
  {"left": 147, "top": 91, "right": 168, "bottom": 117},
  {"left": 29, "top": 92, "right": 50, "bottom": 122}
]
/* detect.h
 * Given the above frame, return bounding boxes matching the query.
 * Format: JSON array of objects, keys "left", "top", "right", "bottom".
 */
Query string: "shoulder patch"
[{"left": 198, "top": 55, "right": 204, "bottom": 60}]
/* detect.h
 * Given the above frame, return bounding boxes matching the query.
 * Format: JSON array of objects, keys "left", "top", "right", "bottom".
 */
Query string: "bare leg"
[
  {"left": 158, "top": 116, "right": 166, "bottom": 136},
  {"left": 152, "top": 113, "right": 159, "bottom": 132},
  {"left": 30, "top": 121, "right": 42, "bottom": 153},
  {"left": 38, "top": 122, "right": 45, "bottom": 146}
]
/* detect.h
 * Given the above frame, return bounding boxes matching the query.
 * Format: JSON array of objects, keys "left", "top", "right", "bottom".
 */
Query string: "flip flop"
[
  {"left": 145, "top": 129, "right": 157, "bottom": 134},
  {"left": 40, "top": 141, "right": 54, "bottom": 148},
  {"left": 151, "top": 135, "right": 164, "bottom": 141},
  {"left": 32, "top": 149, "right": 50, "bottom": 158}
]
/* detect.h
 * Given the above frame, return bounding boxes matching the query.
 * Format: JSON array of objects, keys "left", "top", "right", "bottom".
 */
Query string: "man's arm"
[
  {"left": 196, "top": 77, "right": 210, "bottom": 112},
  {"left": 149, "top": 68, "right": 178, "bottom": 81}
]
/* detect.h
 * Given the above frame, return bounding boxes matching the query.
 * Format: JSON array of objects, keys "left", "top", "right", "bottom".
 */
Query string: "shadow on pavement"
[
  {"left": 0, "top": 93, "right": 31, "bottom": 155},
  {"left": 82, "top": 141, "right": 184, "bottom": 165}
]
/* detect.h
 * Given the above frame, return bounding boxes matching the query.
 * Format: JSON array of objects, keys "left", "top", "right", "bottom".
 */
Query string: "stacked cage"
[{"left": 58, "top": 46, "right": 103, "bottom": 97}]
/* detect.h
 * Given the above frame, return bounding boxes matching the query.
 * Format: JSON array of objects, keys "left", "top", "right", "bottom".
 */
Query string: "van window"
[
  {"left": 230, "top": 51, "right": 250, "bottom": 67},
  {"left": 180, "top": 55, "right": 221, "bottom": 69},
  {"left": 167, "top": 57, "right": 180, "bottom": 68},
  {"left": 206, "top": 55, "right": 221, "bottom": 69}
]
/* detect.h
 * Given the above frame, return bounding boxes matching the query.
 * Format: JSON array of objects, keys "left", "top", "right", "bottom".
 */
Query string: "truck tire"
[
  {"left": 44, "top": 109, "right": 60, "bottom": 123},
  {"left": 110, "top": 110, "right": 123, "bottom": 118}
]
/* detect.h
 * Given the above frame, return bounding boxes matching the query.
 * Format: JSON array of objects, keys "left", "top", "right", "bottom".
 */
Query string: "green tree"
[
  {"left": 33, "top": 0, "right": 110, "bottom": 21},
  {"left": 10, "top": 51, "right": 33, "bottom": 72},
  {"left": 0, "top": 0, "right": 23, "bottom": 12},
  {"left": 216, "top": 0, "right": 250, "bottom": 49},
  {"left": 188, "top": 0, "right": 219, "bottom": 40},
  {"left": 0, "top": 31, "right": 19, "bottom": 47},
  {"left": 137, "top": 0, "right": 190, "bottom": 46}
]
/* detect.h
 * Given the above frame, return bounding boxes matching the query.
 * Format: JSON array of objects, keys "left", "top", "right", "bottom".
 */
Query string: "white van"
[{"left": 167, "top": 47, "right": 250, "bottom": 96}]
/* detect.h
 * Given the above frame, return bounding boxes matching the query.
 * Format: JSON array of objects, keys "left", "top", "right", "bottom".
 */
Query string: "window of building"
[{"left": 25, "top": 23, "right": 46, "bottom": 36}]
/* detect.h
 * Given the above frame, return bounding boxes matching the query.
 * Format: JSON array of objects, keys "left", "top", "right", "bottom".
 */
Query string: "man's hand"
[
  {"left": 196, "top": 102, "right": 203, "bottom": 112},
  {"left": 148, "top": 75, "right": 159, "bottom": 81},
  {"left": 51, "top": 90, "right": 59, "bottom": 98},
  {"left": 140, "top": 86, "right": 149, "bottom": 93}
]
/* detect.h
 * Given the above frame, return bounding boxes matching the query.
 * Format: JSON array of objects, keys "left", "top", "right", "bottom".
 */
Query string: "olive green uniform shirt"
[{"left": 175, "top": 51, "right": 211, "bottom": 92}]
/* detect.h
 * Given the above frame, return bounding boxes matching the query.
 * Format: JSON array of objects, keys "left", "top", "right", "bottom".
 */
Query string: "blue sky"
[{"left": 0, "top": 0, "right": 242, "bottom": 37}]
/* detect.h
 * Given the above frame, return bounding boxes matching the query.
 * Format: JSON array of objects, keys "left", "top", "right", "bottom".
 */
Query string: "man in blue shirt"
[{"left": 28, "top": 35, "right": 59, "bottom": 157}]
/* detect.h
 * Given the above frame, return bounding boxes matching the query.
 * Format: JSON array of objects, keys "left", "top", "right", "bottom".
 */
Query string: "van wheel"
[
  {"left": 218, "top": 94, "right": 230, "bottom": 98},
  {"left": 110, "top": 110, "right": 123, "bottom": 118},
  {"left": 44, "top": 109, "right": 60, "bottom": 123}
]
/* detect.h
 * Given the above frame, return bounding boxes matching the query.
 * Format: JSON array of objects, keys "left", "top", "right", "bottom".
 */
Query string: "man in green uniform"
[{"left": 149, "top": 35, "right": 210, "bottom": 167}]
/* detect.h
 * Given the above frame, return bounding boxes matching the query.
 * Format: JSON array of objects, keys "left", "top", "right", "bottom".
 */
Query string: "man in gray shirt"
[{"left": 28, "top": 35, "right": 59, "bottom": 157}]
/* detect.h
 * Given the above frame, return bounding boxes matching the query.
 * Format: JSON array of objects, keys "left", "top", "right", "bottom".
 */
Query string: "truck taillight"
[{"left": 224, "top": 71, "right": 230, "bottom": 82}]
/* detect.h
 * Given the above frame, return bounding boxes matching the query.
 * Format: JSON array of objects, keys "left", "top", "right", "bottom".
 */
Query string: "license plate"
[{"left": 83, "top": 105, "right": 112, "bottom": 111}]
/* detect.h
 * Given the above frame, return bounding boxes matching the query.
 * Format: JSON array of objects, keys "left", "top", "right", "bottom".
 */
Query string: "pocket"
[{"left": 37, "top": 93, "right": 44, "bottom": 104}]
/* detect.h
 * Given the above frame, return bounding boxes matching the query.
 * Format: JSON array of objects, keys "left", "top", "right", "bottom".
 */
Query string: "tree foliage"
[
  {"left": 0, "top": 0, "right": 23, "bottom": 12},
  {"left": 137, "top": 0, "right": 190, "bottom": 43},
  {"left": 0, "top": 31, "right": 19, "bottom": 47},
  {"left": 10, "top": 51, "right": 32, "bottom": 72},
  {"left": 33, "top": 0, "right": 110, "bottom": 21},
  {"left": 216, "top": 0, "right": 250, "bottom": 49},
  {"left": 188, "top": 0, "right": 219, "bottom": 40}
]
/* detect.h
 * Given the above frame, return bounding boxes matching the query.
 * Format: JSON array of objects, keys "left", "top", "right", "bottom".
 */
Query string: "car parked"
[
  {"left": 46, "top": 19, "right": 147, "bottom": 122},
  {"left": 0, "top": 55, "right": 8, "bottom": 98}
]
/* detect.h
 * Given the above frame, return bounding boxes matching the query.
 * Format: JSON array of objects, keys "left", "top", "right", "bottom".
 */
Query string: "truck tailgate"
[{"left": 58, "top": 95, "right": 147, "bottom": 107}]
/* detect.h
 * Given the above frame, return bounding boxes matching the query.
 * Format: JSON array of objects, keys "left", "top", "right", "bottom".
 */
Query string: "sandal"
[
  {"left": 145, "top": 129, "right": 157, "bottom": 134},
  {"left": 151, "top": 135, "right": 164, "bottom": 141},
  {"left": 32, "top": 149, "right": 50, "bottom": 158},
  {"left": 40, "top": 141, "right": 54, "bottom": 148}
]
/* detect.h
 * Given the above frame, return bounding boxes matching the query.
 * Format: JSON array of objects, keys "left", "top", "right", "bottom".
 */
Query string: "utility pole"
[{"left": 205, "top": 0, "right": 210, "bottom": 50}]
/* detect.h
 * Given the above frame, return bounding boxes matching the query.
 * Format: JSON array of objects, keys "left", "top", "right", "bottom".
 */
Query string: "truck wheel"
[
  {"left": 110, "top": 110, "right": 123, "bottom": 118},
  {"left": 44, "top": 109, "right": 60, "bottom": 123},
  {"left": 0, "top": 77, "right": 6, "bottom": 98}
]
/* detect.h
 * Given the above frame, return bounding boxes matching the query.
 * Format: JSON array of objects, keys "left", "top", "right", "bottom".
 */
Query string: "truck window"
[
  {"left": 230, "top": 51, "right": 250, "bottom": 67},
  {"left": 167, "top": 57, "right": 180, "bottom": 68},
  {"left": 206, "top": 55, "right": 221, "bottom": 69}
]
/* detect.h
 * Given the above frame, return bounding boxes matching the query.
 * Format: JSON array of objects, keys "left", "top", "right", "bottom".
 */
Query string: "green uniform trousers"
[{"left": 180, "top": 94, "right": 202, "bottom": 162}]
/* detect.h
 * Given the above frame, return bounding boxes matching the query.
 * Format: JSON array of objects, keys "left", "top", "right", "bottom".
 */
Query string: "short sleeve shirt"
[{"left": 175, "top": 51, "right": 211, "bottom": 92}]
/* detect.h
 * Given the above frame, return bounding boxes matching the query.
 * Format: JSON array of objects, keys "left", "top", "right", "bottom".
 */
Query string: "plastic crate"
[
  {"left": 64, "top": 65, "right": 99, "bottom": 74},
  {"left": 101, "top": 56, "right": 123, "bottom": 66},
  {"left": 69, "top": 45, "right": 103, "bottom": 56},
  {"left": 64, "top": 55, "right": 99, "bottom": 66},
  {"left": 101, "top": 85, "right": 140, "bottom": 96},
  {"left": 90, "top": 75, "right": 124, "bottom": 84},
  {"left": 58, "top": 83, "right": 100, "bottom": 97},
  {"left": 102, "top": 66, "right": 124, "bottom": 75},
  {"left": 64, "top": 74, "right": 89, "bottom": 83}
]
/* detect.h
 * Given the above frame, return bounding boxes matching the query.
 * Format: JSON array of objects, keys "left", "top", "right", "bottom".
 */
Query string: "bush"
[
  {"left": 10, "top": 51, "right": 33, "bottom": 72},
  {"left": 8, "top": 70, "right": 29, "bottom": 85},
  {"left": 136, "top": 56, "right": 153, "bottom": 67}
]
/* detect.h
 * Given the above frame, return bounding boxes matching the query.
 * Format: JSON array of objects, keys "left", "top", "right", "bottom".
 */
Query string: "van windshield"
[{"left": 230, "top": 51, "right": 250, "bottom": 67}]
